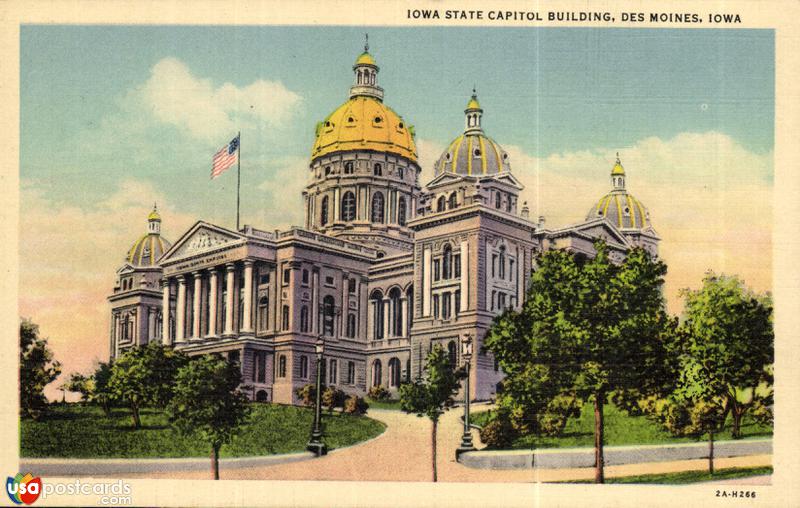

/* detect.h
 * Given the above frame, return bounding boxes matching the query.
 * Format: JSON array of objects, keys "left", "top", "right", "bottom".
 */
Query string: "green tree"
[
  {"left": 485, "top": 243, "right": 675, "bottom": 483},
  {"left": 91, "top": 361, "right": 114, "bottom": 417},
  {"left": 168, "top": 354, "right": 251, "bottom": 480},
  {"left": 399, "top": 345, "right": 464, "bottom": 482},
  {"left": 19, "top": 319, "right": 61, "bottom": 420},
  {"left": 107, "top": 343, "right": 187, "bottom": 428},
  {"left": 679, "top": 273, "right": 773, "bottom": 439},
  {"left": 62, "top": 372, "right": 93, "bottom": 404}
]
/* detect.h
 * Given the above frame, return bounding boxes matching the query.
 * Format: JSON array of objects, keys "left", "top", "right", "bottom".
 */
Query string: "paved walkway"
[{"left": 111, "top": 407, "right": 770, "bottom": 482}]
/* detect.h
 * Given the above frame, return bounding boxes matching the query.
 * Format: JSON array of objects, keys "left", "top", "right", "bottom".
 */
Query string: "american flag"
[{"left": 211, "top": 135, "right": 240, "bottom": 179}]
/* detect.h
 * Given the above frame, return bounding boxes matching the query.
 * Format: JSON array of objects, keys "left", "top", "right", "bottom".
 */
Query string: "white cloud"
[
  {"left": 19, "top": 178, "right": 197, "bottom": 399},
  {"left": 140, "top": 57, "right": 303, "bottom": 143}
]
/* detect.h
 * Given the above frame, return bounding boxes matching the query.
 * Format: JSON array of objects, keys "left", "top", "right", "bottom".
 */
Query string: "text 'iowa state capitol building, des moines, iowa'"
[{"left": 108, "top": 45, "right": 660, "bottom": 404}]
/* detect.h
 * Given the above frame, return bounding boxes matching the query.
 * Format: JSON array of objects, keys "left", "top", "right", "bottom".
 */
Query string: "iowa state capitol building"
[{"left": 108, "top": 46, "right": 659, "bottom": 404}]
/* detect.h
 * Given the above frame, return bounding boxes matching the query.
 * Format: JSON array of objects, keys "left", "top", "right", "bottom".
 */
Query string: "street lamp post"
[
  {"left": 307, "top": 337, "right": 327, "bottom": 456},
  {"left": 457, "top": 334, "right": 476, "bottom": 457}
]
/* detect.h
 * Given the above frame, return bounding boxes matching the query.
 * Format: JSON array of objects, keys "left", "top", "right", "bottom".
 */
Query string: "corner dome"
[
  {"left": 587, "top": 156, "right": 651, "bottom": 230},
  {"left": 125, "top": 206, "right": 172, "bottom": 267},
  {"left": 434, "top": 92, "right": 510, "bottom": 176}
]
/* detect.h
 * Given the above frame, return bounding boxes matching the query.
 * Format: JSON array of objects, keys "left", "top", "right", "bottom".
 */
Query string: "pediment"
[
  {"left": 550, "top": 218, "right": 631, "bottom": 248},
  {"left": 483, "top": 172, "right": 524, "bottom": 190},
  {"left": 424, "top": 171, "right": 468, "bottom": 189},
  {"left": 116, "top": 263, "right": 136, "bottom": 275},
  {"left": 161, "top": 221, "right": 244, "bottom": 261}
]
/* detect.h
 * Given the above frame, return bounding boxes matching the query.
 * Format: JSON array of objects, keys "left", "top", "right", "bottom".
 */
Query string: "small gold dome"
[
  {"left": 466, "top": 96, "right": 481, "bottom": 110},
  {"left": 147, "top": 206, "right": 161, "bottom": 221},
  {"left": 611, "top": 162, "right": 625, "bottom": 176},
  {"left": 311, "top": 96, "right": 417, "bottom": 162},
  {"left": 355, "top": 51, "right": 376, "bottom": 66}
]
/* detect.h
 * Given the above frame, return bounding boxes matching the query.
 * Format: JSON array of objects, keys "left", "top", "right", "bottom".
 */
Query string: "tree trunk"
[
  {"left": 731, "top": 404, "right": 744, "bottom": 439},
  {"left": 130, "top": 401, "right": 141, "bottom": 429},
  {"left": 431, "top": 418, "right": 438, "bottom": 483},
  {"left": 708, "top": 429, "right": 715, "bottom": 475},
  {"left": 594, "top": 392, "right": 605, "bottom": 484},
  {"left": 211, "top": 444, "right": 220, "bottom": 480}
]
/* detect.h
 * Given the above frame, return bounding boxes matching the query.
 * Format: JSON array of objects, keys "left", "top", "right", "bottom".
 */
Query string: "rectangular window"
[
  {"left": 324, "top": 275, "right": 335, "bottom": 287},
  {"left": 251, "top": 352, "right": 258, "bottom": 382},
  {"left": 348, "top": 278, "right": 357, "bottom": 294},
  {"left": 257, "top": 352, "right": 266, "bottom": 383},
  {"left": 329, "top": 359, "right": 337, "bottom": 385},
  {"left": 433, "top": 260, "right": 440, "bottom": 281},
  {"left": 492, "top": 255, "right": 497, "bottom": 277},
  {"left": 282, "top": 305, "right": 289, "bottom": 330},
  {"left": 455, "top": 290, "right": 461, "bottom": 315},
  {"left": 302, "top": 269, "right": 309, "bottom": 285},
  {"left": 259, "top": 272, "right": 270, "bottom": 285},
  {"left": 347, "top": 361, "right": 355, "bottom": 385},
  {"left": 454, "top": 254, "right": 461, "bottom": 278},
  {"left": 442, "top": 292, "right": 451, "bottom": 320},
  {"left": 509, "top": 259, "right": 515, "bottom": 281},
  {"left": 283, "top": 268, "right": 290, "bottom": 285},
  {"left": 499, "top": 292, "right": 506, "bottom": 309},
  {"left": 491, "top": 290, "right": 496, "bottom": 311},
  {"left": 433, "top": 294, "right": 440, "bottom": 319},
  {"left": 229, "top": 351, "right": 240, "bottom": 365}
]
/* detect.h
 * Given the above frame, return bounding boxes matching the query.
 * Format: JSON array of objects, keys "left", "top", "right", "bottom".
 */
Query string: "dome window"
[
  {"left": 325, "top": 121, "right": 333, "bottom": 127},
  {"left": 347, "top": 116, "right": 355, "bottom": 123},
  {"left": 445, "top": 152, "right": 452, "bottom": 161},
  {"left": 325, "top": 166, "right": 332, "bottom": 176},
  {"left": 474, "top": 149, "right": 481, "bottom": 157},
  {"left": 623, "top": 206, "right": 631, "bottom": 216},
  {"left": 398, "top": 122, "right": 404, "bottom": 129},
  {"left": 597, "top": 210, "right": 603, "bottom": 216},
  {"left": 374, "top": 116, "right": 382, "bottom": 124},
  {"left": 503, "top": 153, "right": 509, "bottom": 160}
]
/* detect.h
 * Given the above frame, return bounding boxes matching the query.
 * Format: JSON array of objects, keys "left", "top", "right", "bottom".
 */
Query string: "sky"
[{"left": 18, "top": 26, "right": 774, "bottom": 397}]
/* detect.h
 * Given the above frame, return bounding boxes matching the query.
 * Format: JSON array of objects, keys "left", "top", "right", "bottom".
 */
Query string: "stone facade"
[{"left": 108, "top": 46, "right": 659, "bottom": 404}]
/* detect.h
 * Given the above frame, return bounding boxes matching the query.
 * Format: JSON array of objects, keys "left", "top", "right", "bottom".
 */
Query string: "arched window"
[
  {"left": 278, "top": 355, "right": 287, "bottom": 377},
  {"left": 347, "top": 313, "right": 356, "bottom": 338},
  {"left": 372, "top": 359, "right": 382, "bottom": 387},
  {"left": 448, "top": 192, "right": 457, "bottom": 209},
  {"left": 448, "top": 341, "right": 457, "bottom": 368},
  {"left": 499, "top": 245, "right": 506, "bottom": 280},
  {"left": 344, "top": 161, "right": 354, "bottom": 174},
  {"left": 341, "top": 191, "right": 356, "bottom": 221},
  {"left": 300, "top": 355, "right": 308, "bottom": 378},
  {"left": 370, "top": 290, "right": 384, "bottom": 340},
  {"left": 282, "top": 305, "right": 289, "bottom": 330},
  {"left": 437, "top": 196, "right": 446, "bottom": 212},
  {"left": 373, "top": 163, "right": 383, "bottom": 176},
  {"left": 495, "top": 191, "right": 502, "bottom": 209},
  {"left": 406, "top": 286, "right": 414, "bottom": 330},
  {"left": 258, "top": 296, "right": 269, "bottom": 331},
  {"left": 398, "top": 196, "right": 407, "bottom": 226},
  {"left": 323, "top": 295, "right": 335, "bottom": 336},
  {"left": 347, "top": 361, "right": 356, "bottom": 384},
  {"left": 300, "top": 305, "right": 309, "bottom": 333},
  {"left": 256, "top": 390, "right": 268, "bottom": 402},
  {"left": 506, "top": 196, "right": 513, "bottom": 212},
  {"left": 442, "top": 244, "right": 453, "bottom": 279},
  {"left": 388, "top": 358, "right": 401, "bottom": 387},
  {"left": 320, "top": 196, "right": 329, "bottom": 225},
  {"left": 389, "top": 288, "right": 403, "bottom": 337},
  {"left": 371, "top": 192, "right": 385, "bottom": 223}
]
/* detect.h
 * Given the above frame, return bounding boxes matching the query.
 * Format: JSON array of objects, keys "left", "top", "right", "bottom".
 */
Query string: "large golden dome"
[{"left": 311, "top": 48, "right": 417, "bottom": 162}]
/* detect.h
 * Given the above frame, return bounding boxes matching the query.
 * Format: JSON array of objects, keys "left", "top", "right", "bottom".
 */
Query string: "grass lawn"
[
  {"left": 471, "top": 404, "right": 772, "bottom": 450},
  {"left": 557, "top": 466, "right": 773, "bottom": 484},
  {"left": 21, "top": 403, "right": 385, "bottom": 459},
  {"left": 365, "top": 398, "right": 403, "bottom": 410}
]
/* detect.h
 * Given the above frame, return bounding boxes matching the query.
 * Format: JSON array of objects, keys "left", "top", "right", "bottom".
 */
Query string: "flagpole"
[{"left": 236, "top": 131, "right": 241, "bottom": 231}]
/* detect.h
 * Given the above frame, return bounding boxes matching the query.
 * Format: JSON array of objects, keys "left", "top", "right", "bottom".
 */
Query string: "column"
[
  {"left": 422, "top": 247, "right": 432, "bottom": 316},
  {"left": 382, "top": 298, "right": 390, "bottom": 340},
  {"left": 400, "top": 296, "right": 408, "bottom": 338},
  {"left": 148, "top": 307, "right": 156, "bottom": 342},
  {"left": 367, "top": 300, "right": 375, "bottom": 341},
  {"left": 175, "top": 275, "right": 186, "bottom": 343},
  {"left": 242, "top": 260, "right": 254, "bottom": 332},
  {"left": 460, "top": 240, "right": 469, "bottom": 312},
  {"left": 333, "top": 187, "right": 341, "bottom": 222},
  {"left": 224, "top": 263, "right": 235, "bottom": 336},
  {"left": 192, "top": 272, "right": 202, "bottom": 339},
  {"left": 207, "top": 268, "right": 218, "bottom": 337},
  {"left": 161, "top": 279, "right": 171, "bottom": 345}
]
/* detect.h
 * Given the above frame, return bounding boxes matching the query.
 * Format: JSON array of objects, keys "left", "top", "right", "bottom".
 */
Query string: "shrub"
[
  {"left": 368, "top": 385, "right": 390, "bottom": 400},
  {"left": 479, "top": 411, "right": 517, "bottom": 449},
  {"left": 538, "top": 394, "right": 583, "bottom": 436},
  {"left": 322, "top": 387, "right": 346, "bottom": 412},
  {"left": 296, "top": 384, "right": 320, "bottom": 407},
  {"left": 343, "top": 395, "right": 369, "bottom": 415}
]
